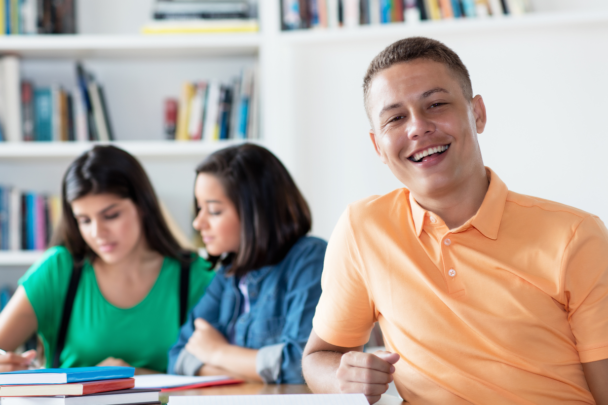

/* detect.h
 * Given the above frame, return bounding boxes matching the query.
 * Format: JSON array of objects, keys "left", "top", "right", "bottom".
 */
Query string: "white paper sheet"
[
  {"left": 169, "top": 394, "right": 368, "bottom": 405},
  {"left": 133, "top": 374, "right": 232, "bottom": 389}
]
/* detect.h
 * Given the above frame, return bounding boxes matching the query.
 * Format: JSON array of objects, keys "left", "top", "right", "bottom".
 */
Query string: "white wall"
[{"left": 282, "top": 13, "right": 608, "bottom": 240}]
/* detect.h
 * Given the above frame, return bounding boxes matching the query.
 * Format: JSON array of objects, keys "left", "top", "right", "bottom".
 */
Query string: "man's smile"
[{"left": 408, "top": 144, "right": 450, "bottom": 163}]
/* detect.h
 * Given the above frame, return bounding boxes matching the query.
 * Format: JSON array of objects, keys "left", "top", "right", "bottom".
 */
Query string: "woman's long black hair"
[
  {"left": 195, "top": 143, "right": 311, "bottom": 277},
  {"left": 51, "top": 145, "right": 191, "bottom": 266}
]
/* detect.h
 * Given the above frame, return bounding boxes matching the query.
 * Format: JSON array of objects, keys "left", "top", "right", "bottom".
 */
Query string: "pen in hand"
[{"left": 0, "top": 348, "right": 41, "bottom": 370}]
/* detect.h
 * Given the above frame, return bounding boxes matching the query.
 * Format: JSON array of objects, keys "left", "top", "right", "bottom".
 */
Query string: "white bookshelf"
[
  {"left": 0, "top": 251, "right": 44, "bottom": 266},
  {"left": 278, "top": 9, "right": 608, "bottom": 44},
  {"left": 0, "top": 139, "right": 256, "bottom": 159},
  {"left": 0, "top": 34, "right": 262, "bottom": 58}
]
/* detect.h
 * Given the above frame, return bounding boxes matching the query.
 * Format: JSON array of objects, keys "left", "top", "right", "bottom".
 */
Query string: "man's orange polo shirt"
[{"left": 313, "top": 168, "right": 608, "bottom": 404}]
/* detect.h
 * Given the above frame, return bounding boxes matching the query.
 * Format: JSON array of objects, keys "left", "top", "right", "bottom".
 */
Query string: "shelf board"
[
  {"left": 279, "top": 9, "right": 608, "bottom": 44},
  {"left": 0, "top": 251, "right": 43, "bottom": 266},
  {"left": 0, "top": 34, "right": 261, "bottom": 58},
  {"left": 0, "top": 139, "right": 255, "bottom": 159}
]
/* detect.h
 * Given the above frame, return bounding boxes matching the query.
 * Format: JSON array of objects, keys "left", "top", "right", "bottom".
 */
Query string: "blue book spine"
[
  {"left": 26, "top": 192, "right": 35, "bottom": 250},
  {"left": 379, "top": 0, "right": 390, "bottom": 23},
  {"left": 5, "top": 0, "right": 10, "bottom": 34},
  {"left": 451, "top": 0, "right": 462, "bottom": 17},
  {"left": 0, "top": 122, "right": 5, "bottom": 141},
  {"left": 34, "top": 88, "right": 53, "bottom": 142},
  {"left": 0, "top": 366, "right": 136, "bottom": 383},
  {"left": 237, "top": 99, "right": 249, "bottom": 140},
  {"left": 461, "top": 0, "right": 476, "bottom": 17}
]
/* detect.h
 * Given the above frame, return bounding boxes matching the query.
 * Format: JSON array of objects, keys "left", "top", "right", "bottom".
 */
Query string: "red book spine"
[{"left": 164, "top": 98, "right": 178, "bottom": 140}]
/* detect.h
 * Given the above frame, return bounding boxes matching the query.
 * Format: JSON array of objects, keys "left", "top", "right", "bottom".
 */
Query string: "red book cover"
[{"left": 0, "top": 378, "right": 135, "bottom": 397}]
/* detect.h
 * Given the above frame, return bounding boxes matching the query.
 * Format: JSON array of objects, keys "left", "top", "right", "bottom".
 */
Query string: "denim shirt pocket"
[{"left": 247, "top": 316, "right": 286, "bottom": 348}]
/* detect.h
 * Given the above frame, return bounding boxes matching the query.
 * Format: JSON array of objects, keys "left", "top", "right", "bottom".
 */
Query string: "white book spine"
[
  {"left": 0, "top": 57, "right": 22, "bottom": 142},
  {"left": 187, "top": 84, "right": 205, "bottom": 140},
  {"left": 506, "top": 0, "right": 524, "bottom": 15},
  {"left": 246, "top": 66, "right": 259, "bottom": 140},
  {"left": 370, "top": 0, "right": 380, "bottom": 25},
  {"left": 488, "top": 0, "right": 503, "bottom": 17},
  {"left": 343, "top": 0, "right": 360, "bottom": 28},
  {"left": 20, "top": 0, "right": 37, "bottom": 34},
  {"left": 72, "top": 90, "right": 88, "bottom": 142},
  {"left": 202, "top": 82, "right": 220, "bottom": 141},
  {"left": 326, "top": 0, "right": 339, "bottom": 28},
  {"left": 88, "top": 83, "right": 110, "bottom": 142},
  {"left": 9, "top": 188, "right": 21, "bottom": 251}
]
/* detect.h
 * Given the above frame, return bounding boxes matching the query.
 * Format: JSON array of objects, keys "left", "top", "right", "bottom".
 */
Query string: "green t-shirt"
[{"left": 19, "top": 246, "right": 214, "bottom": 372}]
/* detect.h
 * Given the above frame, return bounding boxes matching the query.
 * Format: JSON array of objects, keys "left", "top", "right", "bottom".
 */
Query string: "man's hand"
[
  {"left": 336, "top": 350, "right": 400, "bottom": 404},
  {"left": 97, "top": 357, "right": 132, "bottom": 368},
  {"left": 0, "top": 350, "right": 37, "bottom": 372},
  {"left": 185, "top": 318, "right": 229, "bottom": 366}
]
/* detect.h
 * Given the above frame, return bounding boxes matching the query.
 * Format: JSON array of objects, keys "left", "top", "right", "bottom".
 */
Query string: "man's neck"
[{"left": 413, "top": 168, "right": 490, "bottom": 230}]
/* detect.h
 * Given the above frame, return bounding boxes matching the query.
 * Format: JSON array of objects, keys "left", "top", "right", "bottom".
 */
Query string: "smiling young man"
[{"left": 302, "top": 37, "right": 608, "bottom": 404}]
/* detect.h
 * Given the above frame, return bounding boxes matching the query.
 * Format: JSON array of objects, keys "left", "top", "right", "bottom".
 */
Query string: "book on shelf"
[
  {"left": 0, "top": 57, "right": 113, "bottom": 143},
  {"left": 169, "top": 66, "right": 258, "bottom": 142},
  {"left": 280, "top": 0, "right": 532, "bottom": 30},
  {"left": 142, "top": 0, "right": 258, "bottom": 34},
  {"left": 0, "top": 367, "right": 135, "bottom": 385},
  {"left": 0, "top": 185, "right": 60, "bottom": 252},
  {"left": 0, "top": 379, "right": 135, "bottom": 397},
  {"left": 0, "top": 0, "right": 75, "bottom": 35}
]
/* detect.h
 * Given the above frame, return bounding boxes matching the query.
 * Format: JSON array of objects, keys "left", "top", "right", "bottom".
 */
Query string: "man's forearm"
[{"left": 302, "top": 350, "right": 343, "bottom": 393}]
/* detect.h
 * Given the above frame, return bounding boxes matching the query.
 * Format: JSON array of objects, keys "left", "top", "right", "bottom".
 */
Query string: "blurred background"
[{"left": 0, "top": 0, "right": 607, "bottom": 293}]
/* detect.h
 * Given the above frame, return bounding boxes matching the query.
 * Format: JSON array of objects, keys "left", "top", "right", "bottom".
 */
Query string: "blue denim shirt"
[{"left": 168, "top": 236, "right": 327, "bottom": 384}]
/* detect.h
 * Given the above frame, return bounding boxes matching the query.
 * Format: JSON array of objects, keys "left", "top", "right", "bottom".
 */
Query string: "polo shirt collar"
[{"left": 408, "top": 167, "right": 508, "bottom": 240}]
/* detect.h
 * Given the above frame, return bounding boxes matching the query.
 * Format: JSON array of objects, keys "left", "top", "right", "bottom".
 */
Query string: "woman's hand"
[
  {"left": 97, "top": 357, "right": 132, "bottom": 368},
  {"left": 185, "top": 318, "right": 229, "bottom": 366},
  {"left": 0, "top": 350, "right": 37, "bottom": 372}
]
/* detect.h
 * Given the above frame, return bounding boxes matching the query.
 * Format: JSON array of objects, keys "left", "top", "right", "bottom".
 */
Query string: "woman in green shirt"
[{"left": 0, "top": 145, "right": 214, "bottom": 373}]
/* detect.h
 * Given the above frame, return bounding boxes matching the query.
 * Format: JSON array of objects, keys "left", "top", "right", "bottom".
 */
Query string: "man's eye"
[
  {"left": 430, "top": 103, "right": 446, "bottom": 108},
  {"left": 389, "top": 116, "right": 405, "bottom": 123}
]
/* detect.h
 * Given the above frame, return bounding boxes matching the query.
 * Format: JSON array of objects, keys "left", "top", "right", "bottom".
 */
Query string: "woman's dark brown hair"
[
  {"left": 51, "top": 145, "right": 191, "bottom": 266},
  {"left": 195, "top": 143, "right": 311, "bottom": 278}
]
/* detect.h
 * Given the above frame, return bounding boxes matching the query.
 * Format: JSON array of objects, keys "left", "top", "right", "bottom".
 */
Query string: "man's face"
[{"left": 368, "top": 59, "right": 487, "bottom": 199}]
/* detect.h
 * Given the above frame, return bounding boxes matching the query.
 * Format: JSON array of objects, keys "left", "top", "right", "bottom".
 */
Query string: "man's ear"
[
  {"left": 472, "top": 95, "right": 487, "bottom": 134},
  {"left": 369, "top": 130, "right": 387, "bottom": 164}
]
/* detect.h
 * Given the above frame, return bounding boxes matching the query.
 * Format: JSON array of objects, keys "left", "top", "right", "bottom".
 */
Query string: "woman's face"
[
  {"left": 71, "top": 193, "right": 144, "bottom": 264},
  {"left": 192, "top": 173, "right": 241, "bottom": 256}
]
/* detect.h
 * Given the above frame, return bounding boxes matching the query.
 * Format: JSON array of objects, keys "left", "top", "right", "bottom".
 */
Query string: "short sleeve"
[
  {"left": 18, "top": 246, "right": 74, "bottom": 348},
  {"left": 312, "top": 207, "right": 376, "bottom": 348},
  {"left": 562, "top": 215, "right": 608, "bottom": 363}
]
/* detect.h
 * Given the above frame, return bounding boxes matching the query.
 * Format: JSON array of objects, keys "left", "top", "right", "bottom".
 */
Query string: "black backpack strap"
[
  {"left": 53, "top": 260, "right": 83, "bottom": 368},
  {"left": 179, "top": 257, "right": 190, "bottom": 326}
]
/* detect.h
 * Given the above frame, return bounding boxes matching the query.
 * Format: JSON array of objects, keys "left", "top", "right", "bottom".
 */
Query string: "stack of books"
[
  {"left": 141, "top": 0, "right": 258, "bottom": 34},
  {"left": 0, "top": 367, "right": 160, "bottom": 405},
  {"left": 166, "top": 67, "right": 258, "bottom": 141},
  {"left": 0, "top": 185, "right": 60, "bottom": 252},
  {"left": 281, "top": 0, "right": 532, "bottom": 30},
  {"left": 0, "top": 56, "right": 114, "bottom": 143},
  {"left": 0, "top": 0, "right": 76, "bottom": 35}
]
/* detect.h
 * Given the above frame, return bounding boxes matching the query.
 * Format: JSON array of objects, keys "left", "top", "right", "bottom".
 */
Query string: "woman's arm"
[
  {"left": 0, "top": 286, "right": 39, "bottom": 371},
  {"left": 185, "top": 318, "right": 262, "bottom": 382}
]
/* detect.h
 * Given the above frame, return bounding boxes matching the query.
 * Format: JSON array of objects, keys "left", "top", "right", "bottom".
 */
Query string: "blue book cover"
[
  {"left": 451, "top": 0, "right": 462, "bottom": 17},
  {"left": 26, "top": 192, "right": 35, "bottom": 250},
  {"left": 237, "top": 99, "right": 249, "bottom": 140},
  {"left": 0, "top": 366, "right": 135, "bottom": 385},
  {"left": 34, "top": 88, "right": 53, "bottom": 142},
  {"left": 461, "top": 0, "right": 476, "bottom": 17}
]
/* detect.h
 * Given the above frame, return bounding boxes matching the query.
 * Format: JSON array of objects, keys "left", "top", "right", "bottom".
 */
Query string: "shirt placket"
[{"left": 427, "top": 214, "right": 465, "bottom": 295}]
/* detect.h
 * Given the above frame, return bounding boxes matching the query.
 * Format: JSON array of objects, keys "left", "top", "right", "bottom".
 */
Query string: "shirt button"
[
  {"left": 429, "top": 216, "right": 436, "bottom": 223},
  {"left": 444, "top": 239, "right": 451, "bottom": 246},
  {"left": 448, "top": 269, "right": 456, "bottom": 277}
]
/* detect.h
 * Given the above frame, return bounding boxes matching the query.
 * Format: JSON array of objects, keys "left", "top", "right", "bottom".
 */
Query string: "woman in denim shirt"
[{"left": 168, "top": 144, "right": 327, "bottom": 384}]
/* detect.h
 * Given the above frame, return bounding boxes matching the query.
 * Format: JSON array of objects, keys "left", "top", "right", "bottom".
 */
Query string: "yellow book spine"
[
  {"left": 0, "top": 0, "right": 5, "bottom": 35},
  {"left": 10, "top": 0, "right": 18, "bottom": 34},
  {"left": 425, "top": 0, "right": 442, "bottom": 20},
  {"left": 175, "top": 83, "right": 195, "bottom": 141}
]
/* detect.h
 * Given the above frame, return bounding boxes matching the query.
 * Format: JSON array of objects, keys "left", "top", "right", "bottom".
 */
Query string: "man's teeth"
[{"left": 413, "top": 145, "right": 449, "bottom": 162}]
